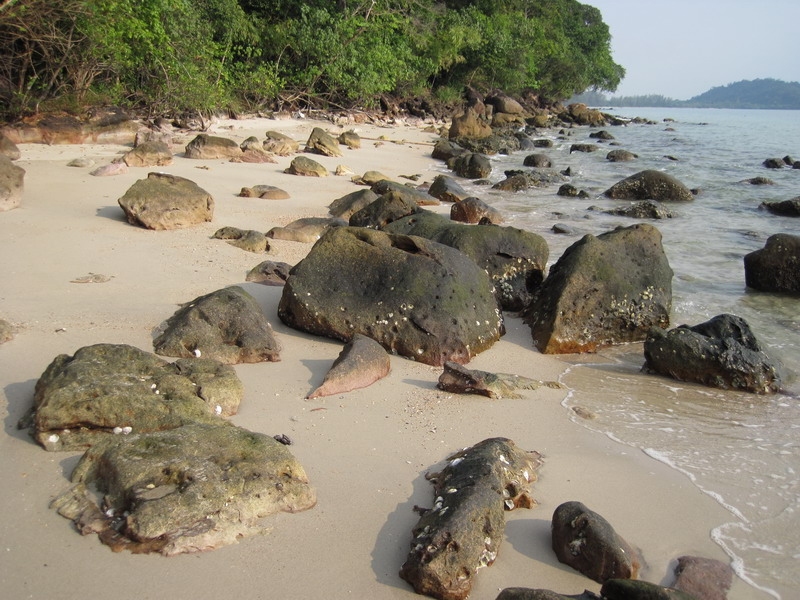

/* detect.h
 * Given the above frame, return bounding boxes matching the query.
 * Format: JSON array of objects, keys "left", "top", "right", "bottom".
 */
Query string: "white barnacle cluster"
[
  {"left": 192, "top": 348, "right": 201, "bottom": 358},
  {"left": 113, "top": 426, "right": 133, "bottom": 435},
  {"left": 476, "top": 536, "right": 497, "bottom": 570},
  {"left": 214, "top": 404, "right": 222, "bottom": 415},
  {"left": 150, "top": 382, "right": 160, "bottom": 395}
]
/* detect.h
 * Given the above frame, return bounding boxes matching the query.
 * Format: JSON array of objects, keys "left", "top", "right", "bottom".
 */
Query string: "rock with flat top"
[
  {"left": 263, "top": 131, "right": 299, "bottom": 155},
  {"left": 121, "top": 140, "right": 173, "bottom": 167},
  {"left": 184, "top": 134, "right": 242, "bottom": 159},
  {"left": 117, "top": 172, "right": 213, "bottom": 230},
  {"left": 267, "top": 216, "right": 346, "bottom": 243},
  {"left": 605, "top": 170, "right": 694, "bottom": 202},
  {"left": 285, "top": 155, "right": 328, "bottom": 177}
]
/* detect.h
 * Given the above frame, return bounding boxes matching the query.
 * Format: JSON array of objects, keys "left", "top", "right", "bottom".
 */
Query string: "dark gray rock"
[
  {"left": 742, "top": 176, "right": 774, "bottom": 185},
  {"left": 763, "top": 157, "right": 784, "bottom": 169},
  {"left": 672, "top": 555, "right": 733, "bottom": 600},
  {"left": 760, "top": 197, "right": 800, "bottom": 216},
  {"left": 154, "top": 286, "right": 281, "bottom": 364},
  {"left": 349, "top": 191, "right": 421, "bottom": 229},
  {"left": 372, "top": 179, "right": 440, "bottom": 206},
  {"left": 246, "top": 260, "right": 292, "bottom": 286},
  {"left": 121, "top": 140, "right": 173, "bottom": 167},
  {"left": 532, "top": 138, "right": 554, "bottom": 148},
  {"left": 523, "top": 153, "right": 552, "bottom": 168},
  {"left": 449, "top": 152, "right": 492, "bottom": 179},
  {"left": 184, "top": 134, "right": 242, "bottom": 159},
  {"left": 267, "top": 216, "right": 347, "bottom": 243},
  {"left": 643, "top": 314, "right": 782, "bottom": 394},
  {"left": 606, "top": 149, "right": 637, "bottom": 162},
  {"left": 429, "top": 174, "right": 470, "bottom": 203},
  {"left": 0, "top": 154, "right": 24, "bottom": 211},
  {"left": 307, "top": 333, "right": 391, "bottom": 399},
  {"left": 523, "top": 224, "right": 673, "bottom": 353},
  {"left": 551, "top": 501, "right": 641, "bottom": 583},
  {"left": 438, "top": 361, "right": 562, "bottom": 399},
  {"left": 400, "top": 438, "right": 542, "bottom": 600},
  {"left": 285, "top": 155, "right": 328, "bottom": 177},
  {"left": 117, "top": 172, "right": 213, "bottom": 230},
  {"left": 384, "top": 211, "right": 549, "bottom": 311},
  {"left": 557, "top": 184, "right": 588, "bottom": 198},
  {"left": 278, "top": 227, "right": 504, "bottom": 366},
  {"left": 52, "top": 422, "right": 316, "bottom": 555},
  {"left": 604, "top": 200, "right": 673, "bottom": 219},
  {"left": 589, "top": 130, "right": 614, "bottom": 140},
  {"left": 570, "top": 143, "right": 599, "bottom": 153},
  {"left": 328, "top": 188, "right": 380, "bottom": 219},
  {"left": 496, "top": 589, "right": 600, "bottom": 600},
  {"left": 493, "top": 169, "right": 567, "bottom": 192},
  {"left": 600, "top": 579, "right": 697, "bottom": 600},
  {"left": 450, "top": 196, "right": 504, "bottom": 224},
  {"left": 604, "top": 170, "right": 694, "bottom": 202},
  {"left": 744, "top": 233, "right": 800, "bottom": 293},
  {"left": 432, "top": 139, "right": 467, "bottom": 162},
  {"left": 29, "top": 344, "right": 240, "bottom": 451},
  {"left": 304, "top": 126, "right": 342, "bottom": 157},
  {"left": 212, "top": 226, "right": 269, "bottom": 253}
]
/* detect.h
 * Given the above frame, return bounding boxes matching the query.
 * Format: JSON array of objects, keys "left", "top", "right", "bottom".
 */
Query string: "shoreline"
[{"left": 0, "top": 116, "right": 767, "bottom": 599}]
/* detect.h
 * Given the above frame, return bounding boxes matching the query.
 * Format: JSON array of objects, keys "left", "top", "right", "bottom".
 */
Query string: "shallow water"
[{"left": 445, "top": 107, "right": 800, "bottom": 598}]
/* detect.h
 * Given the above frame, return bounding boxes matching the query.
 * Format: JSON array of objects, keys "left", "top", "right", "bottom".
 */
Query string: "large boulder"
[
  {"left": 385, "top": 211, "right": 549, "bottom": 311},
  {"left": 448, "top": 107, "right": 492, "bottom": 140},
  {"left": 184, "top": 134, "right": 242, "bottom": 159},
  {"left": 0, "top": 154, "right": 25, "bottom": 211},
  {"left": 52, "top": 422, "right": 316, "bottom": 555},
  {"left": 372, "top": 179, "right": 440, "bottom": 206},
  {"left": 304, "top": 127, "right": 342, "bottom": 157},
  {"left": 604, "top": 170, "right": 694, "bottom": 202},
  {"left": 560, "top": 103, "right": 606, "bottom": 127},
  {"left": 0, "top": 110, "right": 140, "bottom": 145},
  {"left": 449, "top": 152, "right": 492, "bottom": 179},
  {"left": 551, "top": 501, "right": 641, "bottom": 584},
  {"left": 348, "top": 191, "right": 421, "bottom": 229},
  {"left": 278, "top": 227, "right": 504, "bottom": 366},
  {"left": 760, "top": 197, "right": 800, "bottom": 216},
  {"left": 744, "top": 233, "right": 800, "bottom": 293},
  {"left": 118, "top": 172, "right": 213, "bottom": 230},
  {"left": 121, "top": 140, "right": 173, "bottom": 167},
  {"left": 154, "top": 286, "right": 281, "bottom": 364},
  {"left": 524, "top": 224, "right": 673, "bottom": 354},
  {"left": 399, "top": 438, "right": 542, "bottom": 600},
  {"left": 29, "top": 343, "right": 241, "bottom": 451},
  {"left": 643, "top": 314, "right": 782, "bottom": 394},
  {"left": 328, "top": 188, "right": 380, "bottom": 219}
]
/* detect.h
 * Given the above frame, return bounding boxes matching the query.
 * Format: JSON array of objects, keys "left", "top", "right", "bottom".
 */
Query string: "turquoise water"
[{"left": 454, "top": 108, "right": 800, "bottom": 598}]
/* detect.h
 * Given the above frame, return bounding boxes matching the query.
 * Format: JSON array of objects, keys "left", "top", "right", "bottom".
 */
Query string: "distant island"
[{"left": 571, "top": 78, "right": 800, "bottom": 110}]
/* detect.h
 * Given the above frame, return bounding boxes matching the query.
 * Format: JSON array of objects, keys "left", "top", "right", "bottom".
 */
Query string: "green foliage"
[{"left": 0, "top": 0, "right": 625, "bottom": 118}]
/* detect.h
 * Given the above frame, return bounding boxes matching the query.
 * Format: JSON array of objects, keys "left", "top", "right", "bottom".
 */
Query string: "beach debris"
[
  {"left": 26, "top": 343, "right": 242, "bottom": 451},
  {"left": 184, "top": 133, "right": 242, "bottom": 159},
  {"left": 304, "top": 126, "right": 342, "bottom": 157},
  {"left": 273, "top": 433, "right": 292, "bottom": 445},
  {"left": 399, "top": 438, "right": 542, "bottom": 600},
  {"left": 51, "top": 422, "right": 316, "bottom": 555},
  {"left": 0, "top": 155, "right": 24, "bottom": 211},
  {"left": 604, "top": 170, "right": 694, "bottom": 202},
  {"left": 551, "top": 500, "right": 642, "bottom": 584},
  {"left": 307, "top": 333, "right": 391, "bottom": 399},
  {"left": 70, "top": 272, "right": 113, "bottom": 283},
  {"left": 671, "top": 555, "right": 733, "bottom": 600},
  {"left": 278, "top": 226, "right": 503, "bottom": 367},
  {"left": 267, "top": 216, "right": 347, "bottom": 243},
  {"left": 745, "top": 232, "right": 800, "bottom": 293},
  {"left": 246, "top": 260, "right": 292, "bottom": 286},
  {"left": 758, "top": 197, "right": 800, "bottom": 217},
  {"left": 121, "top": 140, "right": 173, "bottom": 167},
  {"left": 117, "top": 172, "right": 213, "bottom": 230},
  {"left": 328, "top": 188, "right": 379, "bottom": 219},
  {"left": 643, "top": 313, "right": 783, "bottom": 394},
  {"left": 428, "top": 174, "right": 469, "bottom": 203},
  {"left": 600, "top": 579, "right": 696, "bottom": 600},
  {"left": 450, "top": 196, "right": 504, "bottom": 225},
  {"left": 154, "top": 286, "right": 281, "bottom": 364},
  {"left": 263, "top": 130, "right": 299, "bottom": 155},
  {"left": 385, "top": 211, "right": 548, "bottom": 312},
  {"left": 212, "top": 226, "right": 270, "bottom": 253},
  {"left": 437, "top": 361, "right": 562, "bottom": 399},
  {"left": 284, "top": 155, "right": 328, "bottom": 177},
  {"left": 523, "top": 223, "right": 673, "bottom": 354}
]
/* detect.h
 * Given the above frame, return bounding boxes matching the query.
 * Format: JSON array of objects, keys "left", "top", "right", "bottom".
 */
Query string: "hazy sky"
[{"left": 587, "top": 0, "right": 800, "bottom": 99}]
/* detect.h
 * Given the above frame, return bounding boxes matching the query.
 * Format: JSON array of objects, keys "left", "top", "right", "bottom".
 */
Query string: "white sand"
[{"left": 0, "top": 116, "right": 765, "bottom": 599}]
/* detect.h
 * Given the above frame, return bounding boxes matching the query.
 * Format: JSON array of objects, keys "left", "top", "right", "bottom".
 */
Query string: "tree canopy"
[{"left": 0, "top": 0, "right": 624, "bottom": 119}]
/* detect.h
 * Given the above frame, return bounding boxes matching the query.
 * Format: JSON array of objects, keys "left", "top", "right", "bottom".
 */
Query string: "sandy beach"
[{"left": 0, "top": 115, "right": 765, "bottom": 599}]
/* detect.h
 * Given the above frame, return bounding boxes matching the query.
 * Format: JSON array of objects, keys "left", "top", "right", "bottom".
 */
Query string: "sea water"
[{"left": 444, "top": 108, "right": 800, "bottom": 598}]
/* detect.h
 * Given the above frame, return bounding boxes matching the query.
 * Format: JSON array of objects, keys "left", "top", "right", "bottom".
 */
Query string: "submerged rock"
[
  {"left": 52, "top": 422, "right": 316, "bottom": 555},
  {"left": 154, "top": 286, "right": 281, "bottom": 364},
  {"left": 551, "top": 501, "right": 642, "bottom": 584},
  {"left": 604, "top": 170, "right": 694, "bottom": 202},
  {"left": 307, "top": 334, "right": 391, "bottom": 399},
  {"left": 278, "top": 227, "right": 503, "bottom": 367},
  {"left": 643, "top": 313, "right": 782, "bottom": 394},
  {"left": 400, "top": 438, "right": 542, "bottom": 600},
  {"left": 759, "top": 197, "right": 800, "bottom": 217},
  {"left": 29, "top": 344, "right": 240, "bottom": 451}
]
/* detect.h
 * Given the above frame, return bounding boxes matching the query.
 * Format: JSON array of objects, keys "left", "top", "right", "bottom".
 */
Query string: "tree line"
[{"left": 0, "top": 0, "right": 623, "bottom": 120}]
